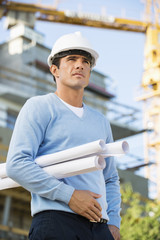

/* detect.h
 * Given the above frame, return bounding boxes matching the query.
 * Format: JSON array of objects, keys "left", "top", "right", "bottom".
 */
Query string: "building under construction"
[{"left": 0, "top": 0, "right": 159, "bottom": 239}]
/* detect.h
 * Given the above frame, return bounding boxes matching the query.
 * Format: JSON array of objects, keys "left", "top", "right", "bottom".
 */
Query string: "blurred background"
[{"left": 0, "top": 0, "right": 160, "bottom": 239}]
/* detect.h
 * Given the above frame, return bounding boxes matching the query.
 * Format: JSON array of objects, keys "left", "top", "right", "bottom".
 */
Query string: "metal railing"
[{"left": 0, "top": 224, "right": 28, "bottom": 240}]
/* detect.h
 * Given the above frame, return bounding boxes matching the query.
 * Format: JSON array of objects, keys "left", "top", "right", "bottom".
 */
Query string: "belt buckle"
[
  {"left": 90, "top": 219, "right": 107, "bottom": 224},
  {"left": 100, "top": 218, "right": 108, "bottom": 224}
]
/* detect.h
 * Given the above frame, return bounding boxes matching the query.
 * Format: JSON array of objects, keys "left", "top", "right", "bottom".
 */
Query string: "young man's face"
[{"left": 51, "top": 54, "right": 91, "bottom": 91}]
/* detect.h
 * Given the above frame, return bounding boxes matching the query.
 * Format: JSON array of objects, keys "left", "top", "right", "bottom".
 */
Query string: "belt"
[
  {"left": 90, "top": 218, "right": 108, "bottom": 224},
  {"left": 34, "top": 210, "right": 108, "bottom": 224}
]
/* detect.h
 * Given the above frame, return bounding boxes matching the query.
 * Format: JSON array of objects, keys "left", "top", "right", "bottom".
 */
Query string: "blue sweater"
[{"left": 6, "top": 93, "right": 121, "bottom": 228}]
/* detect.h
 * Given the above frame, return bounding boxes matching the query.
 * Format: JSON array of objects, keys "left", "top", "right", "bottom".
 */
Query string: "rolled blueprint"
[
  {"left": 0, "top": 155, "right": 105, "bottom": 190},
  {"left": 0, "top": 139, "right": 105, "bottom": 179},
  {"left": 44, "top": 155, "right": 106, "bottom": 179},
  {"left": 101, "top": 141, "right": 129, "bottom": 157},
  {"left": 36, "top": 139, "right": 106, "bottom": 167},
  {"left": 0, "top": 140, "right": 129, "bottom": 179},
  {"left": 0, "top": 163, "right": 6, "bottom": 179},
  {"left": 0, "top": 177, "right": 20, "bottom": 190}
]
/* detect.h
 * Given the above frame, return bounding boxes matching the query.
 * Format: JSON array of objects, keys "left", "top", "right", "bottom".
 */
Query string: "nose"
[{"left": 75, "top": 59, "right": 84, "bottom": 69}]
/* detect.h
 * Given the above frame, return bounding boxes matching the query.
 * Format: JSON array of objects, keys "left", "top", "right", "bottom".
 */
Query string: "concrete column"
[{"left": 2, "top": 196, "right": 12, "bottom": 226}]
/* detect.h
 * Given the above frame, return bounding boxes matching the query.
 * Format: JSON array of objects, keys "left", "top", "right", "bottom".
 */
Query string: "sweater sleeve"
[
  {"left": 103, "top": 120, "right": 121, "bottom": 229},
  {"left": 6, "top": 98, "right": 75, "bottom": 204}
]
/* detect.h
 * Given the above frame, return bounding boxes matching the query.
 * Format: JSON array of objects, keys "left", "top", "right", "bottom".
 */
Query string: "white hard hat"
[{"left": 47, "top": 31, "right": 99, "bottom": 68}]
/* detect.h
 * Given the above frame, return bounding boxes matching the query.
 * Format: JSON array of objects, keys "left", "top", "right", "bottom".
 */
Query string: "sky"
[
  {"left": 0, "top": 0, "right": 146, "bottom": 109},
  {"left": 0, "top": 1, "right": 148, "bottom": 179}
]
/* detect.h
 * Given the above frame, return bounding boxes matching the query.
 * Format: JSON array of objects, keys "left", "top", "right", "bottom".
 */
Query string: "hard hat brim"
[{"left": 48, "top": 46, "right": 99, "bottom": 69}]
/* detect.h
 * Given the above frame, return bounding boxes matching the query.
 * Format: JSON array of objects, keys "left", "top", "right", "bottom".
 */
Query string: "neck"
[{"left": 55, "top": 89, "right": 84, "bottom": 107}]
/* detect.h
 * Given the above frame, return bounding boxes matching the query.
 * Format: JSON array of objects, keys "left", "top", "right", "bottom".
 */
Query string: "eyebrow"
[{"left": 66, "top": 55, "right": 90, "bottom": 62}]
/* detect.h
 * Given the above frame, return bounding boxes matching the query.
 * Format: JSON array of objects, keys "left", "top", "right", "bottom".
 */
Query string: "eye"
[
  {"left": 67, "top": 57, "right": 76, "bottom": 61},
  {"left": 85, "top": 60, "right": 90, "bottom": 64},
  {"left": 84, "top": 59, "right": 90, "bottom": 65}
]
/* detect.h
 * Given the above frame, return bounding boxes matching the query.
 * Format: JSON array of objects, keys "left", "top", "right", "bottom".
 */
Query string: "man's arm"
[
  {"left": 6, "top": 98, "right": 75, "bottom": 204},
  {"left": 103, "top": 120, "right": 121, "bottom": 230}
]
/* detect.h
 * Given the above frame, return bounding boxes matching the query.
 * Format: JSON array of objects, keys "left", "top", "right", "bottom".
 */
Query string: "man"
[{"left": 6, "top": 31, "right": 121, "bottom": 240}]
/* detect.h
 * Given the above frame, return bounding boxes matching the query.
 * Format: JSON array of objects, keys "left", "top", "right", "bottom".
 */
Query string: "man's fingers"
[
  {"left": 87, "top": 208, "right": 102, "bottom": 222},
  {"left": 83, "top": 203, "right": 102, "bottom": 222},
  {"left": 92, "top": 198, "right": 102, "bottom": 212},
  {"left": 91, "top": 204, "right": 102, "bottom": 218},
  {"left": 89, "top": 191, "right": 102, "bottom": 199},
  {"left": 84, "top": 210, "right": 101, "bottom": 222},
  {"left": 87, "top": 191, "right": 102, "bottom": 212}
]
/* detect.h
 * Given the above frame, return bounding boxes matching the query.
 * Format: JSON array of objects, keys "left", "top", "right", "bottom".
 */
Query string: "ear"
[{"left": 50, "top": 65, "right": 59, "bottom": 79}]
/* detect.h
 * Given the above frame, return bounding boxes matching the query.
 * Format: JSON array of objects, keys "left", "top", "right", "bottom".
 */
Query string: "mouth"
[{"left": 72, "top": 72, "right": 85, "bottom": 78}]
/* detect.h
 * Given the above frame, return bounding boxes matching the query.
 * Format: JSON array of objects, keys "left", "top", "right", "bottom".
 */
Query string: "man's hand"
[
  {"left": 108, "top": 225, "right": 120, "bottom": 240},
  {"left": 68, "top": 190, "right": 102, "bottom": 222}
]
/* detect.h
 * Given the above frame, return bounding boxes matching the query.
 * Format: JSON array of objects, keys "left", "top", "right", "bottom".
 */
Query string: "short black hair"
[
  {"left": 52, "top": 57, "right": 61, "bottom": 68},
  {"left": 51, "top": 57, "right": 61, "bottom": 82}
]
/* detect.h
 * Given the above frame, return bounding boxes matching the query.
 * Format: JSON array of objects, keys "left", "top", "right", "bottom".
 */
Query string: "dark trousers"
[{"left": 28, "top": 210, "right": 114, "bottom": 240}]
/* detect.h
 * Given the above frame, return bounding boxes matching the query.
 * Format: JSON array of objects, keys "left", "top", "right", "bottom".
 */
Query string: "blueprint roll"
[
  {"left": 0, "top": 140, "right": 105, "bottom": 179},
  {"left": 0, "top": 163, "right": 6, "bottom": 179},
  {"left": 36, "top": 139, "right": 106, "bottom": 167},
  {"left": 101, "top": 141, "right": 129, "bottom": 157},
  {"left": 43, "top": 155, "right": 106, "bottom": 179},
  {"left": 0, "top": 155, "right": 106, "bottom": 190},
  {"left": 0, "top": 140, "right": 129, "bottom": 179},
  {"left": 0, "top": 177, "right": 19, "bottom": 190}
]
